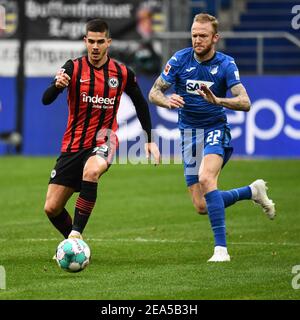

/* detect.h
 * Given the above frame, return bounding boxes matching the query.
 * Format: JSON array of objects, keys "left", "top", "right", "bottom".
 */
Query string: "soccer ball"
[{"left": 55, "top": 238, "right": 91, "bottom": 272}]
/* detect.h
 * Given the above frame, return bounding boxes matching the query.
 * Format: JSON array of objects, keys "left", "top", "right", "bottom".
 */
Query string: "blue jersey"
[{"left": 161, "top": 48, "right": 241, "bottom": 129}]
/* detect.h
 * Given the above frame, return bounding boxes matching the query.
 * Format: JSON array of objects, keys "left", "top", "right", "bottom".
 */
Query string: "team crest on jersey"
[
  {"left": 163, "top": 63, "right": 171, "bottom": 76},
  {"left": 108, "top": 77, "right": 119, "bottom": 88},
  {"left": 210, "top": 65, "right": 219, "bottom": 75}
]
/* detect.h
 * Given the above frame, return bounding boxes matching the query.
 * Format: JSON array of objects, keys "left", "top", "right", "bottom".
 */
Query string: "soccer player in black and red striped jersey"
[{"left": 42, "top": 19, "right": 160, "bottom": 241}]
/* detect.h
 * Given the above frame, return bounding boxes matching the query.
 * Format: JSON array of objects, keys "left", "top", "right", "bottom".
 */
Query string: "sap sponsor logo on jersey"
[
  {"left": 186, "top": 80, "right": 214, "bottom": 94},
  {"left": 81, "top": 92, "right": 115, "bottom": 109}
]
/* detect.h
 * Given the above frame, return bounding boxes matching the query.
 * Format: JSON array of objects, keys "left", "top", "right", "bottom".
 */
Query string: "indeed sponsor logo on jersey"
[
  {"left": 81, "top": 93, "right": 115, "bottom": 109},
  {"left": 186, "top": 80, "right": 214, "bottom": 95}
]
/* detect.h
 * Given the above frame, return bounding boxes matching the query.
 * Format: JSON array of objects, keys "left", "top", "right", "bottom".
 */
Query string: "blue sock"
[
  {"left": 220, "top": 186, "right": 252, "bottom": 208},
  {"left": 205, "top": 190, "right": 226, "bottom": 247}
]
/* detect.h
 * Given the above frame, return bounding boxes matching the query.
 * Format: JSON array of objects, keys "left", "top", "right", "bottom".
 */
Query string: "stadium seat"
[{"left": 221, "top": 0, "right": 300, "bottom": 74}]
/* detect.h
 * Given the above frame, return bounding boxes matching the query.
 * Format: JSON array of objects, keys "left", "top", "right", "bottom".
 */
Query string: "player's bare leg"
[
  {"left": 188, "top": 158, "right": 207, "bottom": 214},
  {"left": 188, "top": 183, "right": 207, "bottom": 214},
  {"left": 69, "top": 155, "right": 108, "bottom": 239},
  {"left": 44, "top": 184, "right": 74, "bottom": 238}
]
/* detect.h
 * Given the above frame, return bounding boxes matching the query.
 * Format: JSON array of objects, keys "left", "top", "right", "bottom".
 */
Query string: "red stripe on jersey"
[
  {"left": 61, "top": 58, "right": 80, "bottom": 152},
  {"left": 61, "top": 56, "right": 128, "bottom": 153}
]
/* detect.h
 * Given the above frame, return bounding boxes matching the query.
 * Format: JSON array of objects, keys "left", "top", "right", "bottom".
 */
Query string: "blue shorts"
[{"left": 180, "top": 125, "right": 233, "bottom": 187}]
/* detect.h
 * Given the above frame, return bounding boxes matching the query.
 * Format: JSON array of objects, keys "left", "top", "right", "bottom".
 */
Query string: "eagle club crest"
[{"left": 108, "top": 77, "right": 119, "bottom": 88}]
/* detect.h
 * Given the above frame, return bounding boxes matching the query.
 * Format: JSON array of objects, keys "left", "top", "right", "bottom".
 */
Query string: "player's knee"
[
  {"left": 83, "top": 169, "right": 98, "bottom": 181},
  {"left": 199, "top": 175, "right": 215, "bottom": 193},
  {"left": 44, "top": 202, "right": 61, "bottom": 218},
  {"left": 199, "top": 175, "right": 209, "bottom": 188},
  {"left": 83, "top": 164, "right": 107, "bottom": 181}
]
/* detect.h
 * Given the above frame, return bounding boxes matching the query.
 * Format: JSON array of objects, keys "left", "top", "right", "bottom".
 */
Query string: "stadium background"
[
  {"left": 0, "top": 0, "right": 300, "bottom": 303},
  {"left": 0, "top": 0, "right": 300, "bottom": 158}
]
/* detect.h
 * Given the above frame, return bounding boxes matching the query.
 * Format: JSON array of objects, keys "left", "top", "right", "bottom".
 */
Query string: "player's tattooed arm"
[
  {"left": 149, "top": 76, "right": 184, "bottom": 109},
  {"left": 227, "top": 83, "right": 251, "bottom": 111},
  {"left": 199, "top": 83, "right": 251, "bottom": 112}
]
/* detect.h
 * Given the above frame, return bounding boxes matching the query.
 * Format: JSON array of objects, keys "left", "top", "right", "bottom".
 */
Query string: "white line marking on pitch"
[{"left": 0, "top": 238, "right": 299, "bottom": 247}]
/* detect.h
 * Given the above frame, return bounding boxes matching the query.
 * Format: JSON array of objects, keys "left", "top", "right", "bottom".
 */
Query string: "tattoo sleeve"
[
  {"left": 148, "top": 76, "right": 172, "bottom": 108},
  {"left": 218, "top": 83, "right": 251, "bottom": 111}
]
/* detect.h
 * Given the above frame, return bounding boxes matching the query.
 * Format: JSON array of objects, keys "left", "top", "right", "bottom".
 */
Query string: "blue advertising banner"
[
  {"left": 228, "top": 76, "right": 300, "bottom": 157},
  {"left": 0, "top": 77, "right": 17, "bottom": 154},
  {"left": 0, "top": 75, "right": 299, "bottom": 157}
]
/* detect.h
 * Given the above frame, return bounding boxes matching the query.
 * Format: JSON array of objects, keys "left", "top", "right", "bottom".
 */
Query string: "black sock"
[
  {"left": 73, "top": 181, "right": 98, "bottom": 233},
  {"left": 48, "top": 208, "right": 72, "bottom": 238}
]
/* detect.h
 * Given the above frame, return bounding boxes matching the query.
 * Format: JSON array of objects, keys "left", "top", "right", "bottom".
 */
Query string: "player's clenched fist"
[{"left": 55, "top": 68, "right": 71, "bottom": 89}]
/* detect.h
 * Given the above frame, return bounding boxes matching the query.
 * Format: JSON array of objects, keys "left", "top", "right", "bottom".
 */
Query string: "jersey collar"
[
  {"left": 85, "top": 55, "right": 110, "bottom": 70},
  {"left": 193, "top": 51, "right": 217, "bottom": 65}
]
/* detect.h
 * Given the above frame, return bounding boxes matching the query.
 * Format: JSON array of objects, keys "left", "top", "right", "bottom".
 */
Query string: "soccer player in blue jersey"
[{"left": 149, "top": 13, "right": 276, "bottom": 262}]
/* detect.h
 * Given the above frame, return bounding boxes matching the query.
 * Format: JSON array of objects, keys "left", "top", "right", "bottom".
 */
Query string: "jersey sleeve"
[
  {"left": 42, "top": 60, "right": 74, "bottom": 105},
  {"left": 124, "top": 67, "right": 152, "bottom": 142},
  {"left": 225, "top": 60, "right": 241, "bottom": 89},
  {"left": 160, "top": 54, "right": 181, "bottom": 85},
  {"left": 53, "top": 59, "right": 74, "bottom": 83}
]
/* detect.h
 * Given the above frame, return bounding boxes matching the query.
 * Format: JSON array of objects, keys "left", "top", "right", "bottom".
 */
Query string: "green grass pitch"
[{"left": 0, "top": 156, "right": 299, "bottom": 300}]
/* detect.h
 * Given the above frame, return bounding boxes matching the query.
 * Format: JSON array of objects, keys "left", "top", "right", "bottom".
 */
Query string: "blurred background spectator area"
[{"left": 0, "top": 0, "right": 300, "bottom": 156}]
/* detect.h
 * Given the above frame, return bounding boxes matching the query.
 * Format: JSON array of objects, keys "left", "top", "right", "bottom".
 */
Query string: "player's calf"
[
  {"left": 192, "top": 201, "right": 207, "bottom": 215},
  {"left": 45, "top": 207, "right": 72, "bottom": 239}
]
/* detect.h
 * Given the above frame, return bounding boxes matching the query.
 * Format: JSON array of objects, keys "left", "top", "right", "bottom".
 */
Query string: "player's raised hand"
[
  {"left": 168, "top": 93, "right": 185, "bottom": 109},
  {"left": 198, "top": 84, "right": 220, "bottom": 105},
  {"left": 144, "top": 142, "right": 161, "bottom": 165},
  {"left": 55, "top": 69, "right": 71, "bottom": 89}
]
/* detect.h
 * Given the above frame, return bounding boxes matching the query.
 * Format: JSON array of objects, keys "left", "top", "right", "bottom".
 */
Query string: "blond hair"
[{"left": 193, "top": 13, "right": 219, "bottom": 34}]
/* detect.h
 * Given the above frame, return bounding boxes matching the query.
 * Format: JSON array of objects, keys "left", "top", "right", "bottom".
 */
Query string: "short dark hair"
[{"left": 86, "top": 19, "right": 110, "bottom": 37}]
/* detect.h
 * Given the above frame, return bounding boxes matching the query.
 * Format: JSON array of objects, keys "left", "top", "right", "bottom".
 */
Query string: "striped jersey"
[{"left": 60, "top": 56, "right": 128, "bottom": 152}]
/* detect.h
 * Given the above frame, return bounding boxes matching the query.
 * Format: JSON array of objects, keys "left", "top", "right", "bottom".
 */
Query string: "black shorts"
[{"left": 49, "top": 146, "right": 113, "bottom": 192}]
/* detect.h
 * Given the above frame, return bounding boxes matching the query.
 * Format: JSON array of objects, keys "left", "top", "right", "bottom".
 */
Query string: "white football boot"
[
  {"left": 53, "top": 232, "right": 83, "bottom": 260},
  {"left": 68, "top": 230, "right": 83, "bottom": 240},
  {"left": 207, "top": 246, "right": 231, "bottom": 262},
  {"left": 250, "top": 179, "right": 276, "bottom": 219}
]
